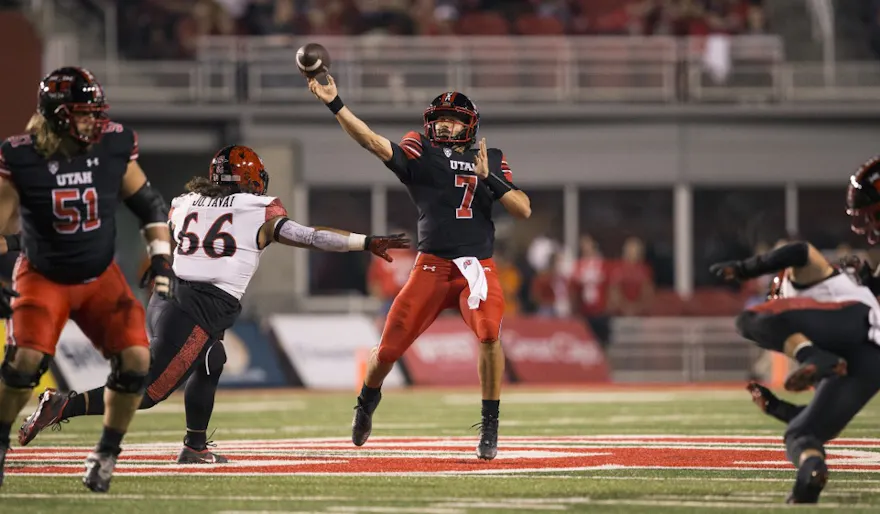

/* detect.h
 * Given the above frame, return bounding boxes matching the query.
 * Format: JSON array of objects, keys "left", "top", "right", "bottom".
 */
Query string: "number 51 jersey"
[
  {"left": 0, "top": 124, "right": 138, "bottom": 284},
  {"left": 169, "top": 192, "right": 287, "bottom": 299}
]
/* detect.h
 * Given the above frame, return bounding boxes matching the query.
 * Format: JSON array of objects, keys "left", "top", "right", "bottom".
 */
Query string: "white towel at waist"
[{"left": 453, "top": 256, "right": 488, "bottom": 310}]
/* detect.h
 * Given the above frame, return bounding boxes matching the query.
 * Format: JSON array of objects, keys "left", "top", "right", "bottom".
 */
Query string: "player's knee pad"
[
  {"left": 0, "top": 347, "right": 51, "bottom": 389},
  {"left": 106, "top": 356, "right": 149, "bottom": 394},
  {"left": 735, "top": 310, "right": 787, "bottom": 352},
  {"left": 784, "top": 433, "right": 825, "bottom": 466},
  {"left": 205, "top": 341, "right": 227, "bottom": 379}
]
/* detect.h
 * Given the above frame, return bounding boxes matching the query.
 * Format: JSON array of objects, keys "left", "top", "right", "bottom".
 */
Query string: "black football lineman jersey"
[{"left": 0, "top": 122, "right": 138, "bottom": 283}]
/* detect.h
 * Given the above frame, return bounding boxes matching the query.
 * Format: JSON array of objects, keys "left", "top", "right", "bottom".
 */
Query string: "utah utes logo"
[{"left": 444, "top": 92, "right": 454, "bottom": 102}]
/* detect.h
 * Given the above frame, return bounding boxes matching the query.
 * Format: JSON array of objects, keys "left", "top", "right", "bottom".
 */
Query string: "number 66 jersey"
[{"left": 168, "top": 191, "right": 287, "bottom": 300}]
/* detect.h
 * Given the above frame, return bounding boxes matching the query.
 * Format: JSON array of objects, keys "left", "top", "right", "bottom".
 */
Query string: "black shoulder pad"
[
  {"left": 102, "top": 122, "right": 139, "bottom": 161},
  {"left": 0, "top": 135, "right": 37, "bottom": 181}
]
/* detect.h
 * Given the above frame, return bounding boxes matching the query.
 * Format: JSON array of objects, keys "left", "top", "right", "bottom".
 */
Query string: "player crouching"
[{"left": 711, "top": 238, "right": 880, "bottom": 503}]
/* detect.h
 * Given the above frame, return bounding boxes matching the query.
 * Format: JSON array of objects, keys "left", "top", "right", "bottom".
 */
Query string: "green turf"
[{"left": 1, "top": 386, "right": 879, "bottom": 513}]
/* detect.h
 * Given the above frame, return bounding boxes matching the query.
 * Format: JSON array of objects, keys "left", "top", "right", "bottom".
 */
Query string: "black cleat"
[
  {"left": 352, "top": 393, "right": 381, "bottom": 447},
  {"left": 0, "top": 443, "right": 7, "bottom": 488},
  {"left": 785, "top": 352, "right": 847, "bottom": 392},
  {"left": 786, "top": 456, "right": 828, "bottom": 504},
  {"left": 82, "top": 451, "right": 117, "bottom": 493},
  {"left": 473, "top": 415, "right": 499, "bottom": 460}
]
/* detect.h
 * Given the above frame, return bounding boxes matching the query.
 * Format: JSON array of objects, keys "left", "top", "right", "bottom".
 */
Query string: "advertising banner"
[
  {"left": 51, "top": 322, "right": 111, "bottom": 392},
  {"left": 218, "top": 321, "right": 289, "bottom": 388},
  {"left": 402, "top": 317, "right": 610, "bottom": 385},
  {"left": 268, "top": 314, "right": 406, "bottom": 389}
]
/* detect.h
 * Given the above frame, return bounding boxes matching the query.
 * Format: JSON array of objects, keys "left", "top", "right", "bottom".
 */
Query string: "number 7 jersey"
[
  {"left": 169, "top": 192, "right": 287, "bottom": 300},
  {"left": 383, "top": 131, "right": 513, "bottom": 260}
]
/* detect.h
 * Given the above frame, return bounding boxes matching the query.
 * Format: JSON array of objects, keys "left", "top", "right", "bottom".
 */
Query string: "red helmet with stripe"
[{"left": 209, "top": 145, "right": 269, "bottom": 195}]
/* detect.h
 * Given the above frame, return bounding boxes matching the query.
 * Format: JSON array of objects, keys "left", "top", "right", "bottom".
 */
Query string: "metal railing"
[
  {"left": 74, "top": 35, "right": 880, "bottom": 106},
  {"left": 609, "top": 317, "right": 759, "bottom": 382}
]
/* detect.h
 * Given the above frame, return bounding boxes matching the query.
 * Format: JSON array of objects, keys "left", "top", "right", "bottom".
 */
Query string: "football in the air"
[{"left": 295, "top": 43, "right": 330, "bottom": 79}]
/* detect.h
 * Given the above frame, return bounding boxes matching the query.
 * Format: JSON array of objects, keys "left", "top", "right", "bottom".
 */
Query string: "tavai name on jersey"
[{"left": 192, "top": 195, "right": 237, "bottom": 208}]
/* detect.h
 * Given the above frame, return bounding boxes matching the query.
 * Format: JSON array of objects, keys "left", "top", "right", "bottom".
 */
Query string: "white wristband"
[
  {"left": 348, "top": 233, "right": 367, "bottom": 251},
  {"left": 148, "top": 240, "right": 172, "bottom": 257}
]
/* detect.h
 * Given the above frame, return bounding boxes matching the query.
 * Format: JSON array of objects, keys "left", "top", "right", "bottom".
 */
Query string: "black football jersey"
[
  {"left": 0, "top": 122, "right": 139, "bottom": 283},
  {"left": 384, "top": 131, "right": 513, "bottom": 260}
]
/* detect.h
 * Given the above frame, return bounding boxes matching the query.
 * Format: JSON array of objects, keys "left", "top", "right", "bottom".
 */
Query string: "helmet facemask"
[
  {"left": 424, "top": 106, "right": 478, "bottom": 147},
  {"left": 57, "top": 103, "right": 109, "bottom": 145}
]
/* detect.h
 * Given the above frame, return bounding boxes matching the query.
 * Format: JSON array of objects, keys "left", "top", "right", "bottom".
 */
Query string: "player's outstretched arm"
[
  {"left": 307, "top": 74, "right": 393, "bottom": 162},
  {"left": 121, "top": 160, "right": 177, "bottom": 298},
  {"left": 260, "top": 216, "right": 410, "bottom": 262},
  {"left": 710, "top": 241, "right": 833, "bottom": 284}
]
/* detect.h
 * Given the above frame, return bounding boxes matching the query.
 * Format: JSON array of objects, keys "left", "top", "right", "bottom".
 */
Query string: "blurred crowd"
[
  {"left": 368, "top": 233, "right": 658, "bottom": 350},
  {"left": 117, "top": 0, "right": 767, "bottom": 59}
]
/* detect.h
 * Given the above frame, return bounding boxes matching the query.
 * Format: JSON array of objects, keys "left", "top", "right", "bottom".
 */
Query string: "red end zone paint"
[{"left": 7, "top": 436, "right": 880, "bottom": 476}]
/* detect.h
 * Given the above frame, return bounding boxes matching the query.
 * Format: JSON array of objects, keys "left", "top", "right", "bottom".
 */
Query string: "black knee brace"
[
  {"left": 106, "top": 355, "right": 149, "bottom": 394},
  {"left": 735, "top": 310, "right": 790, "bottom": 352},
  {"left": 0, "top": 346, "right": 51, "bottom": 389},
  {"left": 784, "top": 433, "right": 825, "bottom": 466},
  {"left": 204, "top": 341, "right": 227, "bottom": 378}
]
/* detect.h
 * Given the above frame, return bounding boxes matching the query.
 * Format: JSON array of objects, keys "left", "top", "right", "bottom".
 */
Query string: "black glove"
[
  {"left": 709, "top": 260, "right": 747, "bottom": 282},
  {"left": 0, "top": 281, "right": 19, "bottom": 319},
  {"left": 365, "top": 233, "right": 411, "bottom": 262},
  {"left": 139, "top": 254, "right": 177, "bottom": 299},
  {"left": 840, "top": 255, "right": 880, "bottom": 295}
]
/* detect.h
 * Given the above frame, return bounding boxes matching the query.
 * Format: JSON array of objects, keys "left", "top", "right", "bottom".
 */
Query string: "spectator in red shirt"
[
  {"left": 608, "top": 236, "right": 654, "bottom": 316},
  {"left": 570, "top": 234, "right": 612, "bottom": 348},
  {"left": 530, "top": 251, "right": 570, "bottom": 318}
]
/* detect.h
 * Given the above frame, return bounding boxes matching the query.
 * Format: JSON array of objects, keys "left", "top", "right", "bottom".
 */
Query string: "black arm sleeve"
[
  {"left": 741, "top": 242, "right": 810, "bottom": 279},
  {"left": 383, "top": 143, "right": 412, "bottom": 184},
  {"left": 124, "top": 182, "right": 169, "bottom": 227}
]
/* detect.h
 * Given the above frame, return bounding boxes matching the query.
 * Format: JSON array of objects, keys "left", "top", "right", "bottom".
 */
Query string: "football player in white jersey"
[
  {"left": 18, "top": 145, "right": 410, "bottom": 463},
  {"left": 710, "top": 180, "right": 880, "bottom": 505}
]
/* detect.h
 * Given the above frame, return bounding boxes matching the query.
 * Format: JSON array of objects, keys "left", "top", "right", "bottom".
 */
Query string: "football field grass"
[{"left": 2, "top": 385, "right": 880, "bottom": 513}]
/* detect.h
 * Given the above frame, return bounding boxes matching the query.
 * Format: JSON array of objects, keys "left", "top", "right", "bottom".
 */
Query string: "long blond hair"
[{"left": 25, "top": 113, "right": 64, "bottom": 158}]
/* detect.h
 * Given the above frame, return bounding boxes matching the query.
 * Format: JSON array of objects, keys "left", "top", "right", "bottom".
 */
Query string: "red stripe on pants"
[{"left": 146, "top": 326, "right": 209, "bottom": 402}]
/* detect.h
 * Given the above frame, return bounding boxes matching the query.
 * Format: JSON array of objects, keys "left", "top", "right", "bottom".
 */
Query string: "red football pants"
[
  {"left": 6, "top": 255, "right": 149, "bottom": 357},
  {"left": 376, "top": 253, "right": 505, "bottom": 364}
]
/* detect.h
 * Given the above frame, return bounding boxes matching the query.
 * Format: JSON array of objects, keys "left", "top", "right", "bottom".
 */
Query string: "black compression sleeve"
[
  {"left": 124, "top": 182, "right": 169, "bottom": 227},
  {"left": 741, "top": 242, "right": 810, "bottom": 279}
]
